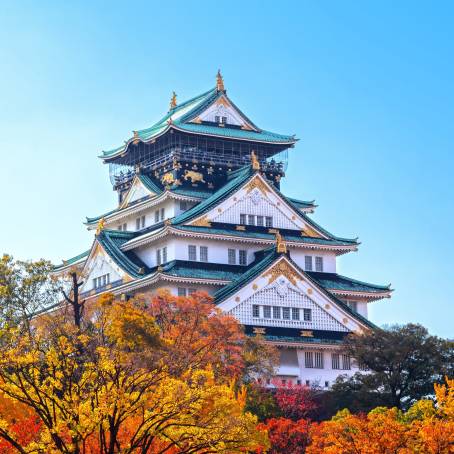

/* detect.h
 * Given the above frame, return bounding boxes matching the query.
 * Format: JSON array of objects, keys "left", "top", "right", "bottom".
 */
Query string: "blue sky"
[{"left": 1, "top": 1, "right": 453, "bottom": 337}]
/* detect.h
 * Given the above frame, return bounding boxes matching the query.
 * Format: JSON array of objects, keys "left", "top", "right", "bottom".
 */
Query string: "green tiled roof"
[
  {"left": 173, "top": 224, "right": 358, "bottom": 247},
  {"left": 139, "top": 174, "right": 163, "bottom": 194},
  {"left": 101, "top": 87, "right": 296, "bottom": 159},
  {"left": 96, "top": 230, "right": 149, "bottom": 278},
  {"left": 308, "top": 272, "right": 391, "bottom": 293},
  {"left": 54, "top": 249, "right": 90, "bottom": 270},
  {"left": 158, "top": 260, "right": 245, "bottom": 281},
  {"left": 286, "top": 197, "right": 316, "bottom": 210}
]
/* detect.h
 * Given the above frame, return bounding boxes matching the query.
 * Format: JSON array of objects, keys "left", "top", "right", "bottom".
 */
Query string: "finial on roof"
[
  {"left": 275, "top": 231, "right": 287, "bottom": 254},
  {"left": 96, "top": 218, "right": 106, "bottom": 235},
  {"left": 169, "top": 91, "right": 177, "bottom": 110},
  {"left": 251, "top": 151, "right": 260, "bottom": 171},
  {"left": 216, "top": 69, "right": 225, "bottom": 91}
]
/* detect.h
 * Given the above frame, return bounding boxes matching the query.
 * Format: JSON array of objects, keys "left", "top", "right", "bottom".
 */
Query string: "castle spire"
[
  {"left": 216, "top": 69, "right": 225, "bottom": 92},
  {"left": 275, "top": 231, "right": 287, "bottom": 254},
  {"left": 169, "top": 91, "right": 177, "bottom": 110}
]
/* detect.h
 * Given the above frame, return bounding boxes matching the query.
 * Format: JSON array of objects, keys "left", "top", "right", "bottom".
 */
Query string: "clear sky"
[{"left": 1, "top": 1, "right": 453, "bottom": 337}]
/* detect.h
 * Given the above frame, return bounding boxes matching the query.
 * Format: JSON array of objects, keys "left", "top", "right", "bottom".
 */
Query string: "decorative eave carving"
[
  {"left": 190, "top": 216, "right": 212, "bottom": 227},
  {"left": 245, "top": 175, "right": 270, "bottom": 195},
  {"left": 262, "top": 259, "right": 300, "bottom": 286}
]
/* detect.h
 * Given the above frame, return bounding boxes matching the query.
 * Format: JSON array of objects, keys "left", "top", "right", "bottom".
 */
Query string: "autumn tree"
[{"left": 0, "top": 258, "right": 270, "bottom": 453}]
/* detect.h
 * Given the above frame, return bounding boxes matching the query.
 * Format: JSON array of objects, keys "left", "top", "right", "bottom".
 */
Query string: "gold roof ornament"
[
  {"left": 251, "top": 151, "right": 260, "bottom": 171},
  {"left": 275, "top": 231, "right": 287, "bottom": 254},
  {"left": 216, "top": 69, "right": 225, "bottom": 91},
  {"left": 169, "top": 91, "right": 177, "bottom": 110},
  {"left": 96, "top": 218, "right": 106, "bottom": 235}
]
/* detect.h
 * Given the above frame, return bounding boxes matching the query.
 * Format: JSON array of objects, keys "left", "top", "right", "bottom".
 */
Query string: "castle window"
[
  {"left": 314, "top": 352, "right": 324, "bottom": 369},
  {"left": 263, "top": 306, "right": 271, "bottom": 318},
  {"left": 252, "top": 305, "right": 260, "bottom": 318},
  {"left": 179, "top": 200, "right": 188, "bottom": 210},
  {"left": 305, "top": 256, "right": 313, "bottom": 271},
  {"left": 200, "top": 246, "right": 208, "bottom": 262},
  {"left": 325, "top": 381, "right": 329, "bottom": 388},
  {"left": 359, "top": 362, "right": 369, "bottom": 371},
  {"left": 292, "top": 308, "right": 300, "bottom": 320},
  {"left": 240, "top": 214, "right": 246, "bottom": 225},
  {"left": 304, "top": 351, "right": 313, "bottom": 368},
  {"left": 136, "top": 215, "right": 145, "bottom": 230},
  {"left": 282, "top": 307, "right": 291, "bottom": 320},
  {"left": 221, "top": 116, "right": 227, "bottom": 124},
  {"left": 215, "top": 115, "right": 220, "bottom": 123},
  {"left": 178, "top": 287, "right": 187, "bottom": 297},
  {"left": 303, "top": 308, "right": 312, "bottom": 322},
  {"left": 118, "top": 223, "right": 127, "bottom": 231},
  {"left": 332, "top": 353, "right": 340, "bottom": 370},
  {"left": 265, "top": 216, "right": 273, "bottom": 227},
  {"left": 156, "top": 249, "right": 161, "bottom": 265},
  {"left": 239, "top": 250, "right": 247, "bottom": 265},
  {"left": 273, "top": 306, "right": 281, "bottom": 319},
  {"left": 305, "top": 380, "right": 310, "bottom": 386},
  {"left": 315, "top": 256, "right": 324, "bottom": 272},
  {"left": 347, "top": 301, "right": 358, "bottom": 312},
  {"left": 247, "top": 215, "right": 255, "bottom": 225},
  {"left": 162, "top": 247, "right": 167, "bottom": 264},
  {"left": 256, "top": 216, "right": 264, "bottom": 227},
  {"left": 228, "top": 249, "right": 236, "bottom": 265},
  {"left": 188, "top": 245, "right": 197, "bottom": 261},
  {"left": 160, "top": 208, "right": 165, "bottom": 221},
  {"left": 188, "top": 288, "right": 197, "bottom": 295},
  {"left": 155, "top": 210, "right": 159, "bottom": 223},
  {"left": 93, "top": 273, "right": 110, "bottom": 289},
  {"left": 342, "top": 355, "right": 351, "bottom": 370}
]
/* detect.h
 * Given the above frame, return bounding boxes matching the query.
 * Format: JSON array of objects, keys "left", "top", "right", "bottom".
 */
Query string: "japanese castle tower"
[{"left": 56, "top": 72, "right": 392, "bottom": 387}]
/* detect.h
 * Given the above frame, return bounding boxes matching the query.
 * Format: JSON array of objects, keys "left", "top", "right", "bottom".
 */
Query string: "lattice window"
[
  {"left": 314, "top": 352, "right": 324, "bottom": 369},
  {"left": 229, "top": 286, "right": 348, "bottom": 331},
  {"left": 342, "top": 355, "right": 351, "bottom": 370},
  {"left": 228, "top": 249, "right": 236, "bottom": 265},
  {"left": 239, "top": 250, "right": 247, "bottom": 265},
  {"left": 315, "top": 256, "right": 324, "bottom": 272},
  {"left": 305, "top": 352, "right": 313, "bottom": 368},
  {"left": 332, "top": 353, "right": 340, "bottom": 370},
  {"left": 212, "top": 193, "right": 300, "bottom": 229},
  {"left": 305, "top": 256, "right": 313, "bottom": 271}
]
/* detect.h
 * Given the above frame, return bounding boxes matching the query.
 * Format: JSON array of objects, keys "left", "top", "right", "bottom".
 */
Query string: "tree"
[
  {"left": 307, "top": 378, "right": 454, "bottom": 454},
  {"left": 145, "top": 290, "right": 278, "bottom": 383},
  {"left": 0, "top": 264, "right": 269, "bottom": 453},
  {"left": 0, "top": 254, "right": 60, "bottom": 328},
  {"left": 339, "top": 324, "right": 453, "bottom": 410},
  {"left": 257, "top": 418, "right": 311, "bottom": 454}
]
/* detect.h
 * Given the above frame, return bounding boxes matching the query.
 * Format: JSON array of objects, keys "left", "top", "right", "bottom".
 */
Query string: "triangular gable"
[
  {"left": 216, "top": 254, "right": 370, "bottom": 334},
  {"left": 187, "top": 94, "right": 257, "bottom": 131},
  {"left": 80, "top": 241, "right": 133, "bottom": 293},
  {"left": 188, "top": 172, "right": 327, "bottom": 238},
  {"left": 120, "top": 175, "right": 158, "bottom": 208}
]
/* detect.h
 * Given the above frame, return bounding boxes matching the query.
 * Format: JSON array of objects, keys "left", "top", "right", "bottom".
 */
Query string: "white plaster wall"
[
  {"left": 290, "top": 248, "right": 337, "bottom": 273},
  {"left": 274, "top": 349, "right": 358, "bottom": 387}
]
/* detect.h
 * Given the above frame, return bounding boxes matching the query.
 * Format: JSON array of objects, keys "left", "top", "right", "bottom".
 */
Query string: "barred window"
[
  {"left": 156, "top": 249, "right": 162, "bottom": 265},
  {"left": 252, "top": 305, "right": 260, "bottom": 318},
  {"left": 303, "top": 308, "right": 312, "bottom": 321},
  {"left": 180, "top": 200, "right": 188, "bottom": 210},
  {"left": 265, "top": 216, "right": 273, "bottom": 227},
  {"left": 305, "top": 351, "right": 314, "bottom": 368},
  {"left": 160, "top": 208, "right": 165, "bottom": 221},
  {"left": 93, "top": 273, "right": 110, "bottom": 289},
  {"left": 315, "top": 256, "right": 324, "bottom": 272},
  {"left": 347, "top": 301, "right": 358, "bottom": 312},
  {"left": 332, "top": 353, "right": 340, "bottom": 370},
  {"left": 178, "top": 287, "right": 187, "bottom": 297},
  {"left": 263, "top": 306, "right": 271, "bottom": 318},
  {"left": 282, "top": 307, "right": 291, "bottom": 320},
  {"left": 162, "top": 247, "right": 167, "bottom": 264},
  {"left": 228, "top": 249, "right": 236, "bottom": 265},
  {"left": 292, "top": 308, "right": 300, "bottom": 320},
  {"left": 247, "top": 215, "right": 255, "bottom": 225},
  {"left": 188, "top": 245, "right": 197, "bottom": 261},
  {"left": 257, "top": 215, "right": 264, "bottom": 227},
  {"left": 155, "top": 210, "right": 159, "bottom": 223},
  {"left": 136, "top": 217, "right": 141, "bottom": 230},
  {"left": 200, "top": 246, "right": 208, "bottom": 262},
  {"left": 273, "top": 306, "right": 281, "bottom": 319},
  {"left": 239, "top": 250, "right": 247, "bottom": 265},
  {"left": 240, "top": 214, "right": 246, "bottom": 225},
  {"left": 314, "top": 352, "right": 324, "bottom": 369},
  {"left": 305, "top": 256, "right": 313, "bottom": 271},
  {"left": 342, "top": 354, "right": 351, "bottom": 370}
]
